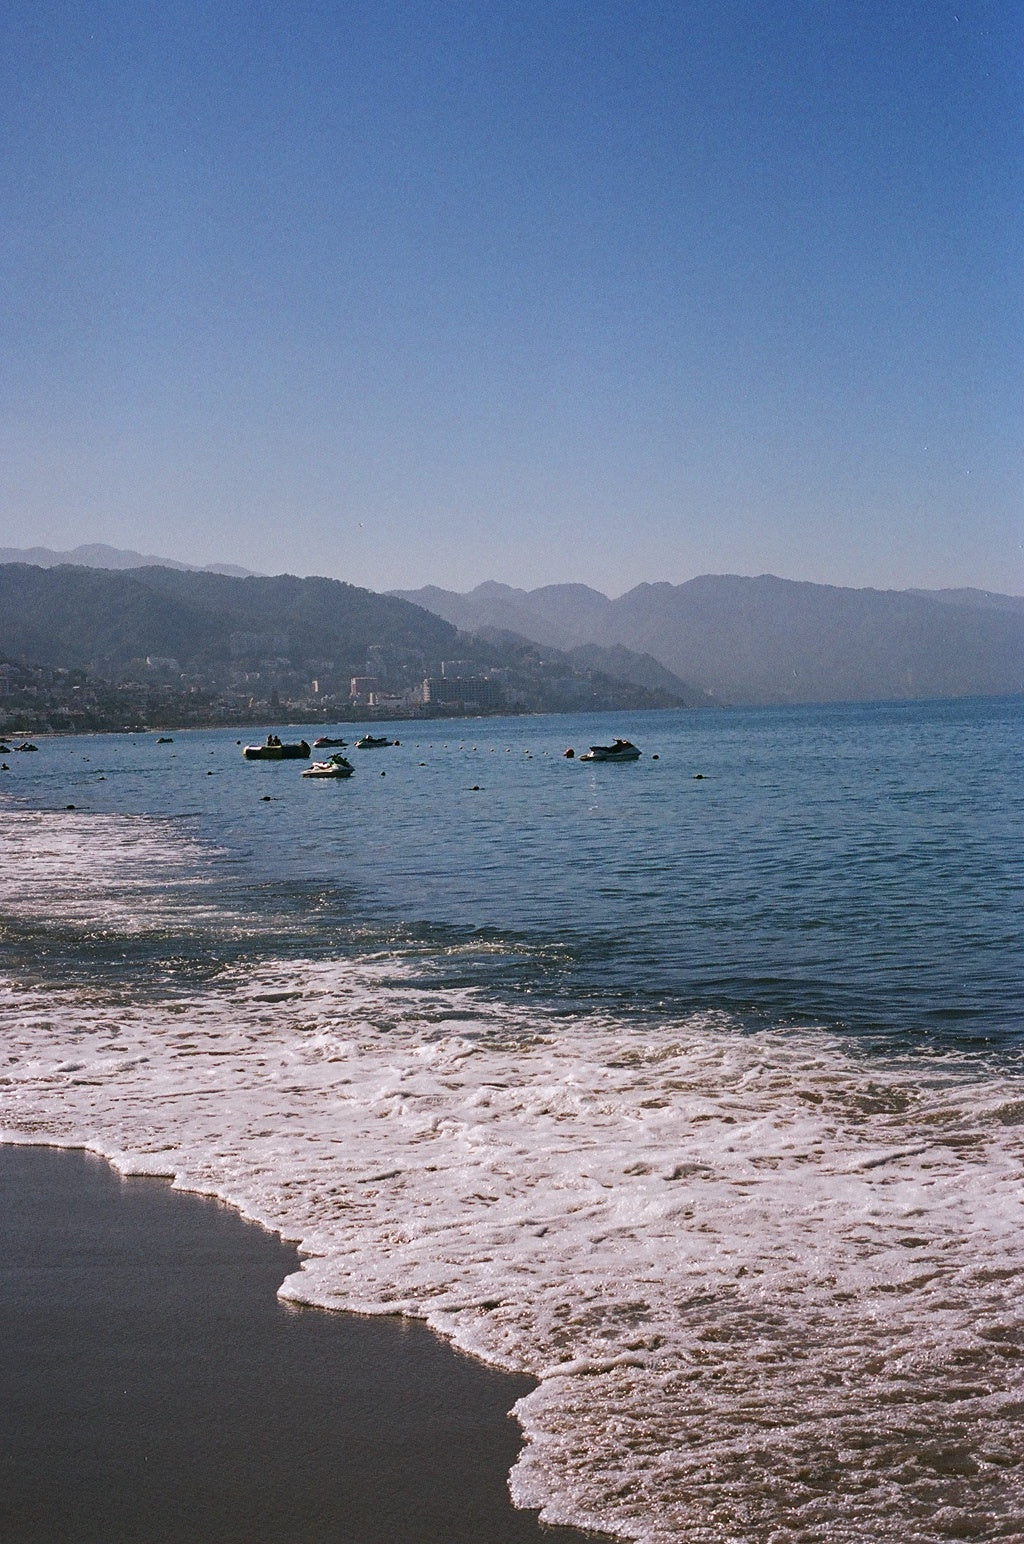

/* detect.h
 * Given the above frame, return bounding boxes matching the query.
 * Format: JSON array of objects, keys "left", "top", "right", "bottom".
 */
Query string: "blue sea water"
[
  {"left": 5, "top": 696, "right": 1020, "bottom": 1044},
  {"left": 2, "top": 696, "right": 1022, "bottom": 1542}
]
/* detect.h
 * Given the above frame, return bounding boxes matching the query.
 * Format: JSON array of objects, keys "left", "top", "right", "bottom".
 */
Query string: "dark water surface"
[{"left": 4, "top": 696, "right": 1022, "bottom": 1046}]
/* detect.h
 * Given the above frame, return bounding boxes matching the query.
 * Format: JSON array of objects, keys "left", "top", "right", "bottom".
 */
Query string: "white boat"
[
  {"left": 580, "top": 739, "right": 641, "bottom": 762},
  {"left": 301, "top": 753, "right": 354, "bottom": 779}
]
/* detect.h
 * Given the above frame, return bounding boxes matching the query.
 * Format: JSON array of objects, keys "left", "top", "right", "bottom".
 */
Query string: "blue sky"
[{"left": 1, "top": 0, "right": 1021, "bottom": 595}]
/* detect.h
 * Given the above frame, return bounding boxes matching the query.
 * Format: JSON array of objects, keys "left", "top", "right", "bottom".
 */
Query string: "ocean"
[{"left": 2, "top": 696, "right": 1022, "bottom": 1542}]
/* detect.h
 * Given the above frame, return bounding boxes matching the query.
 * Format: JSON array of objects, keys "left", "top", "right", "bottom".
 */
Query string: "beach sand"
[{"left": 0, "top": 1144, "right": 605, "bottom": 1543}]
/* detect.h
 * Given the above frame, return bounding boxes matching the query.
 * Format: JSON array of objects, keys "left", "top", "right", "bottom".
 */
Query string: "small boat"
[
  {"left": 580, "top": 739, "right": 641, "bottom": 762},
  {"left": 302, "top": 753, "right": 354, "bottom": 779},
  {"left": 313, "top": 736, "right": 347, "bottom": 748},
  {"left": 355, "top": 734, "right": 393, "bottom": 749},
  {"left": 243, "top": 737, "right": 311, "bottom": 760},
  {"left": 14, "top": 742, "right": 39, "bottom": 753}
]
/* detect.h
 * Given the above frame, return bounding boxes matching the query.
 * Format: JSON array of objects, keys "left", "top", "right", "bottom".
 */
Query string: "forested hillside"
[{"left": 0, "top": 565, "right": 689, "bottom": 730}]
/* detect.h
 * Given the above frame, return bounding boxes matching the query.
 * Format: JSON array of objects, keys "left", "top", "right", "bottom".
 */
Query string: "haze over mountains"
[
  {"left": 0, "top": 562, "right": 686, "bottom": 731},
  {"left": 1, "top": 546, "right": 1021, "bottom": 708},
  {"left": 0, "top": 543, "right": 256, "bottom": 578},
  {"left": 393, "top": 576, "right": 1024, "bottom": 705}
]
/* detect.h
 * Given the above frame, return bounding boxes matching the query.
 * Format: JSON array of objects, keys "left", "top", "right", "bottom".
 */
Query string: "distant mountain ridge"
[
  {"left": 395, "top": 581, "right": 611, "bottom": 651},
  {"left": 0, "top": 543, "right": 257, "bottom": 578},
  {"left": 5, "top": 547, "right": 1022, "bottom": 706},
  {"left": 907, "top": 587, "right": 1024, "bottom": 615},
  {"left": 0, "top": 563, "right": 688, "bottom": 721},
  {"left": 392, "top": 575, "right": 1024, "bottom": 705}
]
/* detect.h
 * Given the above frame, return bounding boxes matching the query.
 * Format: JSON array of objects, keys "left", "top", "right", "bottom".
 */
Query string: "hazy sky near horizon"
[{"left": 1, "top": 0, "right": 1021, "bottom": 597}]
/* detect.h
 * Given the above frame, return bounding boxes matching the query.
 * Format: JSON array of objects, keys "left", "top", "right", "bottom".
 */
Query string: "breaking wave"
[{"left": 2, "top": 808, "right": 1023, "bottom": 1541}]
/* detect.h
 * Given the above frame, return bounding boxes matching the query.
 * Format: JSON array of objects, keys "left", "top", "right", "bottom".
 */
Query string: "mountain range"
[
  {"left": 0, "top": 563, "right": 686, "bottom": 728},
  {"left": 0, "top": 544, "right": 1021, "bottom": 709},
  {"left": 0, "top": 543, "right": 256, "bottom": 578},
  {"left": 393, "top": 576, "right": 1024, "bottom": 705}
]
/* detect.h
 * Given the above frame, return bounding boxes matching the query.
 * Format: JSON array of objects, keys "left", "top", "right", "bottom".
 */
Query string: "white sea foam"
[
  {"left": 1, "top": 808, "right": 223, "bottom": 929},
  {"left": 2, "top": 809, "right": 1023, "bottom": 1541}
]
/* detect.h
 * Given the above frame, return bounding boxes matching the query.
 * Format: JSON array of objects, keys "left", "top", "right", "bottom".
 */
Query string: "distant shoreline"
[{"left": 0, "top": 703, "right": 687, "bottom": 738}]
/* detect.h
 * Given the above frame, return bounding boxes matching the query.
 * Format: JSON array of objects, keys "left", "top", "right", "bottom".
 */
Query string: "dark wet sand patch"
[{"left": 0, "top": 1144, "right": 607, "bottom": 1543}]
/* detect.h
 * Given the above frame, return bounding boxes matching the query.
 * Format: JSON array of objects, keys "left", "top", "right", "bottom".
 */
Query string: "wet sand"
[{"left": 0, "top": 1144, "right": 606, "bottom": 1543}]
